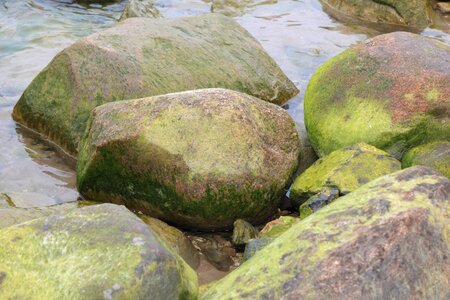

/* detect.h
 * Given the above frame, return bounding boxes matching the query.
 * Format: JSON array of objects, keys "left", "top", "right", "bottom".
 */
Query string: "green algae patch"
[
  {"left": 0, "top": 204, "right": 198, "bottom": 300},
  {"left": 259, "top": 216, "right": 300, "bottom": 238},
  {"left": 304, "top": 32, "right": 450, "bottom": 158},
  {"left": 77, "top": 89, "right": 300, "bottom": 230},
  {"left": 201, "top": 166, "right": 450, "bottom": 299},
  {"left": 13, "top": 14, "right": 298, "bottom": 156},
  {"left": 402, "top": 141, "right": 450, "bottom": 178},
  {"left": 290, "top": 143, "right": 400, "bottom": 204}
]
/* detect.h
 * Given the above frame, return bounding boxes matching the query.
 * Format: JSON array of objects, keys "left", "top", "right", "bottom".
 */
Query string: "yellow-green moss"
[{"left": 402, "top": 141, "right": 450, "bottom": 178}]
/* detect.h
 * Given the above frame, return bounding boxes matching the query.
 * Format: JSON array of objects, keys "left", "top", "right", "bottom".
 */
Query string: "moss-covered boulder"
[
  {"left": 320, "top": 0, "right": 431, "bottom": 28},
  {"left": 77, "top": 89, "right": 300, "bottom": 230},
  {"left": 140, "top": 215, "right": 200, "bottom": 269},
  {"left": 119, "top": 0, "right": 160, "bottom": 20},
  {"left": 305, "top": 32, "right": 450, "bottom": 158},
  {"left": 259, "top": 216, "right": 299, "bottom": 238},
  {"left": 290, "top": 143, "right": 401, "bottom": 204},
  {"left": 402, "top": 141, "right": 450, "bottom": 178},
  {"left": 13, "top": 14, "right": 298, "bottom": 155},
  {"left": 201, "top": 166, "right": 450, "bottom": 299},
  {"left": 299, "top": 186, "right": 339, "bottom": 219},
  {"left": 231, "top": 219, "right": 259, "bottom": 246},
  {"left": 0, "top": 204, "right": 197, "bottom": 299}
]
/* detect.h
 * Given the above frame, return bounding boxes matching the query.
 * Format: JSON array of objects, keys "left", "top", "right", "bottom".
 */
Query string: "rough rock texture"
[
  {"left": 290, "top": 143, "right": 400, "bottom": 204},
  {"left": 119, "top": 0, "right": 160, "bottom": 20},
  {"left": 304, "top": 32, "right": 450, "bottom": 158},
  {"left": 77, "top": 89, "right": 300, "bottom": 230},
  {"left": 299, "top": 186, "right": 339, "bottom": 219},
  {"left": 436, "top": 2, "right": 450, "bottom": 14},
  {"left": 0, "top": 204, "right": 198, "bottom": 299},
  {"left": 402, "top": 141, "right": 450, "bottom": 178},
  {"left": 259, "top": 216, "right": 299, "bottom": 238},
  {"left": 319, "top": 0, "right": 430, "bottom": 28},
  {"left": 243, "top": 238, "right": 275, "bottom": 261},
  {"left": 232, "top": 219, "right": 259, "bottom": 246},
  {"left": 13, "top": 14, "right": 298, "bottom": 155},
  {"left": 212, "top": 0, "right": 277, "bottom": 17},
  {"left": 140, "top": 215, "right": 200, "bottom": 269},
  {"left": 201, "top": 166, "right": 450, "bottom": 299}
]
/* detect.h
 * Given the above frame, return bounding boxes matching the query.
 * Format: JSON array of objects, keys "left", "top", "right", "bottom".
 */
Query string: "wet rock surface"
[
  {"left": 77, "top": 88, "right": 300, "bottom": 230},
  {"left": 202, "top": 166, "right": 450, "bottom": 299},
  {"left": 119, "top": 0, "right": 160, "bottom": 20},
  {"left": 305, "top": 32, "right": 450, "bottom": 158},
  {"left": 12, "top": 14, "right": 298, "bottom": 155},
  {"left": 0, "top": 204, "right": 198, "bottom": 299}
]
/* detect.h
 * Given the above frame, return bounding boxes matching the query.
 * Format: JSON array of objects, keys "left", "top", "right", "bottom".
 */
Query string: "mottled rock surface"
[
  {"left": 290, "top": 143, "right": 400, "bottom": 204},
  {"left": 202, "top": 167, "right": 450, "bottom": 299},
  {"left": 13, "top": 14, "right": 298, "bottom": 155},
  {"left": 299, "top": 186, "right": 339, "bottom": 219},
  {"left": 231, "top": 219, "right": 259, "bottom": 246},
  {"left": 402, "top": 141, "right": 450, "bottom": 178},
  {"left": 77, "top": 89, "right": 300, "bottom": 230},
  {"left": 119, "top": 0, "right": 160, "bottom": 20},
  {"left": 212, "top": 0, "right": 277, "bottom": 17},
  {"left": 305, "top": 32, "right": 450, "bottom": 158}
]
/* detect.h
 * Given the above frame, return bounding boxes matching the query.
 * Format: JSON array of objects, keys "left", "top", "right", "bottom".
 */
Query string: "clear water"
[{"left": 0, "top": 0, "right": 449, "bottom": 208}]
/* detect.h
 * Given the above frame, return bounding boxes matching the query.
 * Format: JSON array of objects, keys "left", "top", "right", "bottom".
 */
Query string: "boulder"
[
  {"left": 319, "top": 0, "right": 430, "bottom": 28},
  {"left": 140, "top": 215, "right": 200, "bottom": 269},
  {"left": 243, "top": 238, "right": 275, "bottom": 261},
  {"left": 13, "top": 14, "right": 298, "bottom": 155},
  {"left": 201, "top": 166, "right": 450, "bottom": 299},
  {"left": 212, "top": 0, "right": 277, "bottom": 17},
  {"left": 304, "top": 32, "right": 450, "bottom": 158},
  {"left": 259, "top": 216, "right": 299, "bottom": 238},
  {"left": 402, "top": 141, "right": 450, "bottom": 178},
  {"left": 119, "top": 0, "right": 160, "bottom": 20},
  {"left": 231, "top": 219, "right": 259, "bottom": 246},
  {"left": 290, "top": 143, "right": 401, "bottom": 204},
  {"left": 299, "top": 186, "right": 339, "bottom": 219},
  {"left": 0, "top": 204, "right": 198, "bottom": 299},
  {"left": 77, "top": 89, "right": 300, "bottom": 230}
]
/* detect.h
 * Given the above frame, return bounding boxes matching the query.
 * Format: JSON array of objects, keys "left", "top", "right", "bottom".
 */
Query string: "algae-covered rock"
[
  {"left": 0, "top": 204, "right": 198, "bottom": 299},
  {"left": 402, "top": 141, "right": 450, "bottom": 178},
  {"left": 305, "top": 32, "right": 450, "bottom": 158},
  {"left": 201, "top": 166, "right": 450, "bottom": 299},
  {"left": 259, "top": 216, "right": 299, "bottom": 238},
  {"left": 140, "top": 215, "right": 200, "bottom": 269},
  {"left": 299, "top": 186, "right": 339, "bottom": 219},
  {"left": 13, "top": 14, "right": 298, "bottom": 155},
  {"left": 119, "top": 0, "right": 160, "bottom": 20},
  {"left": 320, "top": 0, "right": 431, "bottom": 28},
  {"left": 290, "top": 143, "right": 400, "bottom": 204},
  {"left": 77, "top": 89, "right": 300, "bottom": 230},
  {"left": 243, "top": 238, "right": 275, "bottom": 261},
  {"left": 231, "top": 219, "right": 259, "bottom": 246},
  {"left": 212, "top": 0, "right": 277, "bottom": 17}
]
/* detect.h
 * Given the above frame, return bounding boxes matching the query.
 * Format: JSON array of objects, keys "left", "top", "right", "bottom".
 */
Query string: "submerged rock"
[
  {"left": 290, "top": 143, "right": 400, "bottom": 205},
  {"left": 402, "top": 141, "right": 450, "bottom": 178},
  {"left": 13, "top": 14, "right": 298, "bottom": 155},
  {"left": 119, "top": 0, "right": 160, "bottom": 20},
  {"left": 201, "top": 166, "right": 450, "bottom": 299},
  {"left": 320, "top": 0, "right": 431, "bottom": 28},
  {"left": 77, "top": 89, "right": 300, "bottom": 230},
  {"left": 231, "top": 219, "right": 259, "bottom": 246},
  {"left": 0, "top": 204, "right": 198, "bottom": 299},
  {"left": 305, "top": 32, "right": 450, "bottom": 158},
  {"left": 140, "top": 215, "right": 200, "bottom": 269},
  {"left": 212, "top": 0, "right": 277, "bottom": 17},
  {"left": 299, "top": 186, "right": 339, "bottom": 219}
]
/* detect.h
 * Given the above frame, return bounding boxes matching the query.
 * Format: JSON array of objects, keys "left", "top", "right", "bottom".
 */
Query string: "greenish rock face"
[
  {"left": 402, "top": 141, "right": 450, "bottom": 178},
  {"left": 201, "top": 166, "right": 450, "bottom": 299},
  {"left": 299, "top": 186, "right": 339, "bottom": 219},
  {"left": 140, "top": 215, "right": 200, "bottom": 269},
  {"left": 243, "top": 237, "right": 275, "bottom": 261},
  {"left": 77, "top": 89, "right": 301, "bottom": 230},
  {"left": 119, "top": 0, "right": 160, "bottom": 21},
  {"left": 13, "top": 14, "right": 298, "bottom": 155},
  {"left": 231, "top": 219, "right": 259, "bottom": 246},
  {"left": 259, "top": 216, "right": 299, "bottom": 238},
  {"left": 304, "top": 32, "right": 450, "bottom": 159},
  {"left": 320, "top": 0, "right": 430, "bottom": 28},
  {"left": 212, "top": 0, "right": 278, "bottom": 17},
  {"left": 0, "top": 204, "right": 198, "bottom": 299},
  {"left": 290, "top": 143, "right": 401, "bottom": 205}
]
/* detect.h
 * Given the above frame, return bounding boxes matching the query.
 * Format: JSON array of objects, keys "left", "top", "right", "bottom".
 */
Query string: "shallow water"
[{"left": 0, "top": 0, "right": 449, "bottom": 208}]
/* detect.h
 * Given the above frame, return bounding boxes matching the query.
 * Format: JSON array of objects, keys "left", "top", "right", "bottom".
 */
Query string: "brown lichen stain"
[{"left": 0, "top": 272, "right": 6, "bottom": 285}]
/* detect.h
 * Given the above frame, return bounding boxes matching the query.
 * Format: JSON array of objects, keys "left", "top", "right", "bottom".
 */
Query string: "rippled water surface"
[{"left": 0, "top": 0, "right": 449, "bottom": 207}]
